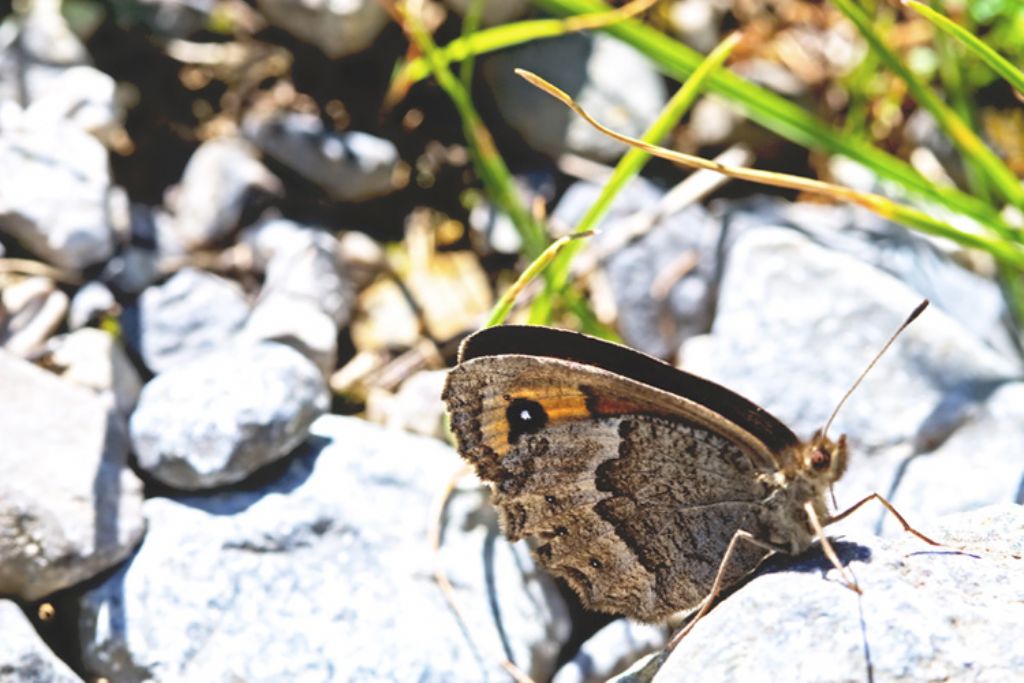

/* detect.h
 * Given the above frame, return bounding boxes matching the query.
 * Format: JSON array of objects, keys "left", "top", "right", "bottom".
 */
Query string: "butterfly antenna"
[{"left": 820, "top": 299, "right": 929, "bottom": 442}]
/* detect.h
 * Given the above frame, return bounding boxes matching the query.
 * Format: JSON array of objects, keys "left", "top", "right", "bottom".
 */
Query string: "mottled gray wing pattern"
[{"left": 442, "top": 354, "right": 783, "bottom": 621}]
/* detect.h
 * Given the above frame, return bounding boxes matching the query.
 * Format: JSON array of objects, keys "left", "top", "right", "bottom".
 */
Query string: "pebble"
[
  {"left": 717, "top": 196, "right": 1020, "bottom": 359},
  {"left": 241, "top": 217, "right": 354, "bottom": 325},
  {"left": 668, "top": 0, "right": 722, "bottom": 53},
  {"left": 0, "top": 108, "right": 116, "bottom": 271},
  {"left": 68, "top": 280, "right": 117, "bottom": 330},
  {"left": 0, "top": 600, "right": 82, "bottom": 683},
  {"left": 254, "top": 0, "right": 389, "bottom": 58},
  {"left": 129, "top": 341, "right": 329, "bottom": 489},
  {"left": 468, "top": 171, "right": 557, "bottom": 256},
  {"left": 337, "top": 229, "right": 386, "bottom": 291},
  {"left": 45, "top": 327, "right": 143, "bottom": 416},
  {"left": 553, "top": 620, "right": 667, "bottom": 683},
  {"left": 135, "top": 0, "right": 217, "bottom": 37},
  {"left": 681, "top": 228, "right": 1021, "bottom": 537},
  {"left": 244, "top": 111, "right": 400, "bottom": 202},
  {"left": 443, "top": 0, "right": 530, "bottom": 25},
  {"left": 483, "top": 32, "right": 668, "bottom": 162},
  {"left": 554, "top": 179, "right": 721, "bottom": 358},
  {"left": 238, "top": 218, "right": 357, "bottom": 374},
  {"left": 24, "top": 65, "right": 122, "bottom": 136},
  {"left": 653, "top": 504, "right": 1024, "bottom": 682},
  {"left": 165, "top": 136, "right": 281, "bottom": 251},
  {"left": 0, "top": 276, "right": 68, "bottom": 357},
  {"left": 0, "top": 0, "right": 89, "bottom": 107},
  {"left": 241, "top": 294, "right": 338, "bottom": 376},
  {"left": 882, "top": 381, "right": 1024, "bottom": 536},
  {"left": 0, "top": 349, "right": 145, "bottom": 601},
  {"left": 123, "top": 267, "right": 250, "bottom": 374},
  {"left": 80, "top": 415, "right": 570, "bottom": 680},
  {"left": 365, "top": 369, "right": 448, "bottom": 438}
]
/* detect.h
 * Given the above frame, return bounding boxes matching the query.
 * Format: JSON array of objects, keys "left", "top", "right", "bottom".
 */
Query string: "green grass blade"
[
  {"left": 544, "top": 32, "right": 742, "bottom": 293},
  {"left": 933, "top": 13, "right": 992, "bottom": 202},
  {"left": 904, "top": 0, "right": 1024, "bottom": 97},
  {"left": 486, "top": 232, "right": 594, "bottom": 326},
  {"left": 523, "top": 66, "right": 1024, "bottom": 269},
  {"left": 831, "top": 0, "right": 1024, "bottom": 211},
  {"left": 532, "top": 0, "right": 1015, "bottom": 236},
  {"left": 458, "top": 0, "right": 486, "bottom": 87},
  {"left": 528, "top": 32, "right": 740, "bottom": 323},
  {"left": 397, "top": 19, "right": 574, "bottom": 84},
  {"left": 402, "top": 8, "right": 548, "bottom": 258}
]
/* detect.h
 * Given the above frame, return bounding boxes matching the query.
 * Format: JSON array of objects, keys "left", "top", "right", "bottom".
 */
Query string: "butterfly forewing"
[{"left": 443, "top": 350, "right": 789, "bottom": 621}]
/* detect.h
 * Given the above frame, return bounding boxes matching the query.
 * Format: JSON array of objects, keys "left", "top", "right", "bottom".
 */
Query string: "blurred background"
[{"left": 1, "top": 0, "right": 1023, "bottom": 681}]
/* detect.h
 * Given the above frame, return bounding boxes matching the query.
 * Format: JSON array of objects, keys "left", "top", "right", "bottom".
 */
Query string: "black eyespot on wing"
[
  {"left": 506, "top": 398, "right": 548, "bottom": 444},
  {"left": 554, "top": 526, "right": 568, "bottom": 537},
  {"left": 460, "top": 325, "right": 802, "bottom": 453},
  {"left": 545, "top": 495, "right": 557, "bottom": 506},
  {"left": 589, "top": 558, "right": 602, "bottom": 569}
]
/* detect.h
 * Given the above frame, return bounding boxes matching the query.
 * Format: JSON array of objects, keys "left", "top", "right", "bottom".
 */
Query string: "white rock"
[
  {"left": 881, "top": 382, "right": 1024, "bottom": 536},
  {"left": 680, "top": 229, "right": 1020, "bottom": 535},
  {"left": 241, "top": 217, "right": 354, "bottom": 324},
  {"left": 46, "top": 328, "right": 143, "bottom": 416},
  {"left": 717, "top": 197, "right": 1020, "bottom": 359},
  {"left": 443, "top": 0, "right": 529, "bottom": 25},
  {"left": 126, "top": 267, "right": 250, "bottom": 374},
  {"left": 668, "top": 0, "right": 722, "bottom": 52},
  {"left": 555, "top": 179, "right": 721, "bottom": 358},
  {"left": 244, "top": 112, "right": 399, "bottom": 202},
  {"left": 25, "top": 65, "right": 122, "bottom": 135},
  {"left": 0, "top": 600, "right": 82, "bottom": 682},
  {"left": 337, "top": 229, "right": 385, "bottom": 290},
  {"left": 129, "top": 341, "right": 329, "bottom": 489},
  {"left": 166, "top": 137, "right": 281, "bottom": 250},
  {"left": 365, "top": 369, "right": 448, "bottom": 438},
  {"left": 0, "top": 113, "right": 116, "bottom": 270},
  {"left": 653, "top": 504, "right": 1024, "bottom": 682},
  {"left": 0, "top": 0, "right": 88, "bottom": 107},
  {"left": 254, "top": 0, "right": 389, "bottom": 57},
  {"left": 68, "top": 281, "right": 117, "bottom": 330},
  {"left": 241, "top": 294, "right": 338, "bottom": 375},
  {"left": 0, "top": 350, "right": 145, "bottom": 601},
  {"left": 0, "top": 276, "right": 68, "bottom": 357},
  {"left": 553, "top": 620, "right": 667, "bottom": 683},
  {"left": 81, "top": 415, "right": 570, "bottom": 681},
  {"left": 483, "top": 33, "right": 667, "bottom": 162}
]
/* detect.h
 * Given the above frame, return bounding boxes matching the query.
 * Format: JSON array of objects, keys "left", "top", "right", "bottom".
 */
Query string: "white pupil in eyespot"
[{"left": 519, "top": 409, "right": 532, "bottom": 421}]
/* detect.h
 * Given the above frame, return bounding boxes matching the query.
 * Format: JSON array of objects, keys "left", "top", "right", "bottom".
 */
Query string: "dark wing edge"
[{"left": 458, "top": 325, "right": 800, "bottom": 454}]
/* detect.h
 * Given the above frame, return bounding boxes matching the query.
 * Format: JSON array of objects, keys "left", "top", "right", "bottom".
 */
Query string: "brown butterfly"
[{"left": 441, "top": 302, "right": 937, "bottom": 643}]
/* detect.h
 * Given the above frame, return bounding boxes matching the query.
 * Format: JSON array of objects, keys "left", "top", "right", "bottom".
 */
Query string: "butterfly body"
[{"left": 442, "top": 326, "right": 848, "bottom": 622}]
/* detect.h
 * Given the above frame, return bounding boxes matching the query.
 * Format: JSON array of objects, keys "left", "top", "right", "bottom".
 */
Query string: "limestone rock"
[
  {"left": 123, "top": 267, "right": 250, "bottom": 374},
  {"left": 653, "top": 504, "right": 1024, "bottom": 682},
  {"left": 0, "top": 351, "right": 145, "bottom": 601},
  {"left": 129, "top": 341, "right": 329, "bottom": 489},
  {"left": 483, "top": 33, "right": 667, "bottom": 162},
  {"left": 0, "top": 600, "right": 82, "bottom": 683},
  {"left": 81, "top": 416, "right": 571, "bottom": 681}
]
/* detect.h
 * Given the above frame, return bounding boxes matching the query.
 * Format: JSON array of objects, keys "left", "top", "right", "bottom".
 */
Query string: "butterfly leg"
[
  {"left": 666, "top": 529, "right": 783, "bottom": 651},
  {"left": 827, "top": 493, "right": 942, "bottom": 547},
  {"left": 804, "top": 492, "right": 944, "bottom": 596},
  {"left": 803, "top": 501, "right": 861, "bottom": 593}
]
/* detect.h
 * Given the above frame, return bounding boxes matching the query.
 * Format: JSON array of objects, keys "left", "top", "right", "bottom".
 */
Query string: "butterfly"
[{"left": 441, "top": 302, "right": 936, "bottom": 640}]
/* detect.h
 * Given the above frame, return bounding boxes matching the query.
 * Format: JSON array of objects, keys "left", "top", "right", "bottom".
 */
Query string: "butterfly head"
[{"left": 801, "top": 431, "right": 848, "bottom": 485}]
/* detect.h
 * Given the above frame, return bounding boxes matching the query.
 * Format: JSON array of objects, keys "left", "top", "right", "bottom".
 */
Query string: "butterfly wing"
[
  {"left": 443, "top": 330, "right": 799, "bottom": 621},
  {"left": 458, "top": 325, "right": 800, "bottom": 456}
]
